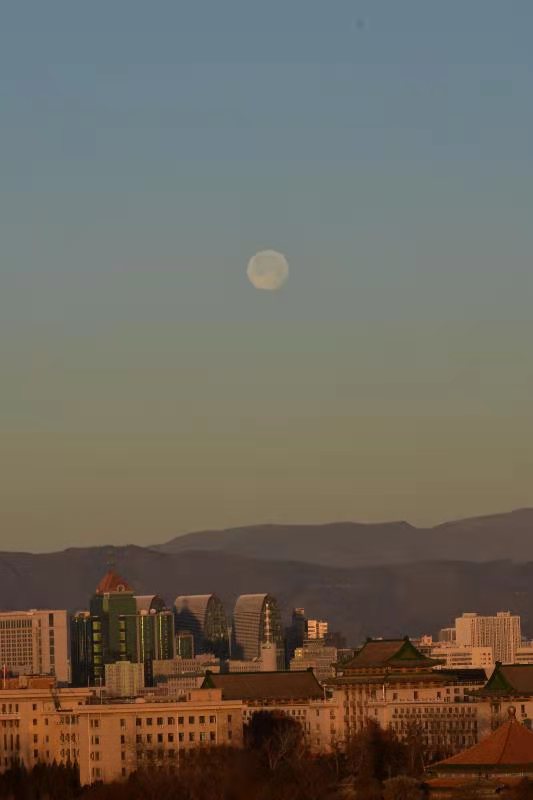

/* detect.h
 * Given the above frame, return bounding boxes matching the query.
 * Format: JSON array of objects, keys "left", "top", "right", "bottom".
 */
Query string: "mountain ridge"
[{"left": 154, "top": 508, "right": 533, "bottom": 568}]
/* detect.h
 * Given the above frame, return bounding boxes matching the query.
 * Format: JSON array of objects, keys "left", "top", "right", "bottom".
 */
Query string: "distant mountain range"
[
  {"left": 0, "top": 509, "right": 532, "bottom": 645},
  {"left": 156, "top": 508, "right": 533, "bottom": 568}
]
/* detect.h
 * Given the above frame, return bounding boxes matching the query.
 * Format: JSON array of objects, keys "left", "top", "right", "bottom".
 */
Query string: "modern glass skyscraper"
[
  {"left": 71, "top": 574, "right": 176, "bottom": 687},
  {"left": 232, "top": 594, "right": 285, "bottom": 669},
  {"left": 174, "top": 594, "right": 229, "bottom": 659}
]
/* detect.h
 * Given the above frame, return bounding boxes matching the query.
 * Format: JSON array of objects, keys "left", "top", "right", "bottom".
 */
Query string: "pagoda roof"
[
  {"left": 340, "top": 638, "right": 437, "bottom": 671},
  {"left": 95, "top": 570, "right": 133, "bottom": 595},
  {"left": 435, "top": 709, "right": 533, "bottom": 772},
  {"left": 480, "top": 664, "right": 533, "bottom": 697}
]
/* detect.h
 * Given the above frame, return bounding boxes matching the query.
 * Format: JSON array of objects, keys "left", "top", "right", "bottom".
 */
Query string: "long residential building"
[{"left": 0, "top": 680, "right": 242, "bottom": 785}]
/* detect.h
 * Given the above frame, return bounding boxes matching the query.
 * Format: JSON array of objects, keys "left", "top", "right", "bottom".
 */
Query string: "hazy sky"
[{"left": 1, "top": 1, "right": 533, "bottom": 552}]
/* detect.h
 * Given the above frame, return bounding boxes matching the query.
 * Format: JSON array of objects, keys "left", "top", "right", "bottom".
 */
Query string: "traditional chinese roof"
[
  {"left": 339, "top": 638, "right": 438, "bottom": 672},
  {"left": 480, "top": 664, "right": 533, "bottom": 697},
  {"left": 95, "top": 570, "right": 132, "bottom": 595},
  {"left": 434, "top": 709, "right": 533, "bottom": 772},
  {"left": 202, "top": 671, "right": 324, "bottom": 702}
]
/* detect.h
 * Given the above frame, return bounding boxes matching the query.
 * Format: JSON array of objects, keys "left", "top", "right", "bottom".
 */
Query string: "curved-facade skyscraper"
[
  {"left": 232, "top": 593, "right": 285, "bottom": 669},
  {"left": 174, "top": 594, "right": 229, "bottom": 658}
]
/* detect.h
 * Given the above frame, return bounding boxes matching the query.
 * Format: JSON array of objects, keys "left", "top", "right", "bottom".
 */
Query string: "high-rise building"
[
  {"left": 285, "top": 608, "right": 307, "bottom": 661},
  {"left": 71, "top": 573, "right": 175, "bottom": 687},
  {"left": 70, "top": 611, "right": 94, "bottom": 686},
  {"left": 89, "top": 570, "right": 138, "bottom": 682},
  {"left": 454, "top": 612, "right": 521, "bottom": 664},
  {"left": 231, "top": 594, "right": 284, "bottom": 669},
  {"left": 134, "top": 595, "right": 175, "bottom": 684},
  {"left": 174, "top": 595, "right": 229, "bottom": 659},
  {"left": 0, "top": 609, "right": 70, "bottom": 684}
]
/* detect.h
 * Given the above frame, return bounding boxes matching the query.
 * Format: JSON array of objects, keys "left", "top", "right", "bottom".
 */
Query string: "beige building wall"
[
  {"left": 242, "top": 698, "right": 341, "bottom": 754},
  {"left": 104, "top": 661, "right": 144, "bottom": 698},
  {"left": 0, "top": 685, "right": 242, "bottom": 784},
  {"left": 430, "top": 644, "right": 494, "bottom": 672},
  {"left": 76, "top": 689, "right": 242, "bottom": 784},
  {"left": 330, "top": 675, "right": 492, "bottom": 756},
  {"left": 0, "top": 685, "right": 91, "bottom": 772}
]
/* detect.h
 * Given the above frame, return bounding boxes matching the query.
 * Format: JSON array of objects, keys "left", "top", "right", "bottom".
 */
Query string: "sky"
[{"left": 1, "top": 1, "right": 533, "bottom": 552}]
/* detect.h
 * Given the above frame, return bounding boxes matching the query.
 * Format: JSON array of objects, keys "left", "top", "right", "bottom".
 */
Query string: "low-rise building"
[
  {"left": 0, "top": 682, "right": 242, "bottom": 784},
  {"left": 290, "top": 640, "right": 338, "bottom": 682},
  {"left": 426, "top": 706, "right": 533, "bottom": 798},
  {"left": 202, "top": 670, "right": 340, "bottom": 753}
]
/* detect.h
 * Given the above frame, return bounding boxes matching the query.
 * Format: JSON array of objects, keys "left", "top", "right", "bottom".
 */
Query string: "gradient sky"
[{"left": 1, "top": 1, "right": 533, "bottom": 552}]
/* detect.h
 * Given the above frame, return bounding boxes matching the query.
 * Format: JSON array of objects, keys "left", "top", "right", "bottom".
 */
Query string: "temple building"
[
  {"left": 326, "top": 638, "right": 488, "bottom": 757},
  {"left": 427, "top": 705, "right": 533, "bottom": 797}
]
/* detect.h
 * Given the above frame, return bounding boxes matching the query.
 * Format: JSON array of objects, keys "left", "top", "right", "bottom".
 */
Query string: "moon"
[{"left": 247, "top": 249, "right": 289, "bottom": 291}]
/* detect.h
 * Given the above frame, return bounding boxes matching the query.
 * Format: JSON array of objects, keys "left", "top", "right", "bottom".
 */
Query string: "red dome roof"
[{"left": 95, "top": 570, "right": 132, "bottom": 595}]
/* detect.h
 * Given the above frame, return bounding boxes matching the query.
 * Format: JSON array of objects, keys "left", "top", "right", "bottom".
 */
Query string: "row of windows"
[{"left": 88, "top": 714, "right": 228, "bottom": 730}]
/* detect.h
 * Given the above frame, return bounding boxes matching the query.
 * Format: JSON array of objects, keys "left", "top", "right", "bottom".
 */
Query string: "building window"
[{"left": 188, "top": 716, "right": 195, "bottom": 725}]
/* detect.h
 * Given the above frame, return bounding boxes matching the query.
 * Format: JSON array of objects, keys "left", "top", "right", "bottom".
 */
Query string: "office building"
[
  {"left": 174, "top": 595, "right": 229, "bottom": 659},
  {"left": 134, "top": 595, "right": 175, "bottom": 684},
  {"left": 290, "top": 640, "right": 338, "bottom": 682},
  {"left": 71, "top": 572, "right": 174, "bottom": 687},
  {"left": 0, "top": 610, "right": 70, "bottom": 684},
  {"left": 232, "top": 594, "right": 285, "bottom": 669}
]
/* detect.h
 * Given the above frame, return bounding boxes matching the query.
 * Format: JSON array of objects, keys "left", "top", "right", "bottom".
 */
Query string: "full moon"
[{"left": 247, "top": 249, "right": 289, "bottom": 291}]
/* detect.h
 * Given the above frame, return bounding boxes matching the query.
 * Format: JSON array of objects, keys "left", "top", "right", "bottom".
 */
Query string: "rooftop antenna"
[{"left": 106, "top": 549, "right": 116, "bottom": 571}]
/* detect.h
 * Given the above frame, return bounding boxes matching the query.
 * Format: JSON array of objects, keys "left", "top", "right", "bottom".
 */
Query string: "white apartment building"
[
  {"left": 0, "top": 610, "right": 70, "bottom": 684},
  {"left": 104, "top": 661, "right": 145, "bottom": 698},
  {"left": 455, "top": 612, "right": 521, "bottom": 664}
]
